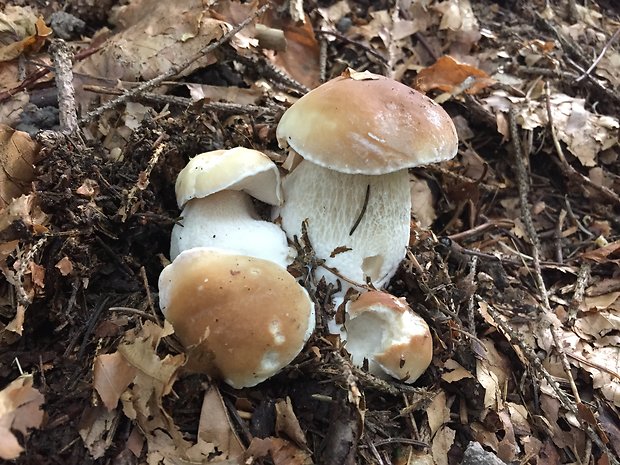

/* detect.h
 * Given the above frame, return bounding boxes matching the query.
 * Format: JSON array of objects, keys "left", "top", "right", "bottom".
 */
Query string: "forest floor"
[{"left": 0, "top": 0, "right": 619, "bottom": 464}]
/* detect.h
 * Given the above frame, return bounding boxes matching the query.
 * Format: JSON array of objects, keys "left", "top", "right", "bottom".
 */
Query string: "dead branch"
[
  {"left": 509, "top": 106, "right": 618, "bottom": 464},
  {"left": 49, "top": 39, "right": 78, "bottom": 133}
]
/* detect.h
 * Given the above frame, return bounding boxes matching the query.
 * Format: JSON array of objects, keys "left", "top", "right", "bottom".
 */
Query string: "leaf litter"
[{"left": 0, "top": 0, "right": 619, "bottom": 464}]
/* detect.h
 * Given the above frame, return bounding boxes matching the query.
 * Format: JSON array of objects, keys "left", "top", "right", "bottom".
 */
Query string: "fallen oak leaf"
[
  {"left": 245, "top": 437, "right": 313, "bottom": 465},
  {"left": 0, "top": 374, "right": 45, "bottom": 460},
  {"left": 414, "top": 55, "right": 495, "bottom": 95},
  {"left": 93, "top": 352, "right": 138, "bottom": 411},
  {"left": 0, "top": 17, "right": 52, "bottom": 62}
]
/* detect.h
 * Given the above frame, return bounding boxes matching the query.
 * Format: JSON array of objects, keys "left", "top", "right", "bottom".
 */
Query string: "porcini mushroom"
[
  {"left": 158, "top": 247, "right": 315, "bottom": 388},
  {"left": 345, "top": 291, "right": 432, "bottom": 383},
  {"left": 171, "top": 147, "right": 292, "bottom": 268},
  {"left": 275, "top": 70, "right": 458, "bottom": 291}
]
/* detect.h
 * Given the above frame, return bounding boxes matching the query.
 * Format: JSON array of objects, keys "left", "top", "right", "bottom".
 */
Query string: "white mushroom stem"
[
  {"left": 276, "top": 159, "right": 411, "bottom": 294},
  {"left": 171, "top": 190, "right": 292, "bottom": 268}
]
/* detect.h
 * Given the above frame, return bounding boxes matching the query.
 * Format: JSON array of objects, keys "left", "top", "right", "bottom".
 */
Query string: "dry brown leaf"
[
  {"left": 275, "top": 397, "right": 308, "bottom": 449},
  {"left": 75, "top": 0, "right": 227, "bottom": 109},
  {"left": 245, "top": 437, "right": 313, "bottom": 465},
  {"left": 415, "top": 55, "right": 495, "bottom": 95},
  {"left": 483, "top": 91, "right": 619, "bottom": 166},
  {"left": 78, "top": 406, "right": 118, "bottom": 459},
  {"left": 55, "top": 256, "right": 73, "bottom": 276},
  {"left": 0, "top": 374, "right": 45, "bottom": 460},
  {"left": 0, "top": 126, "right": 39, "bottom": 209},
  {"left": 185, "top": 386, "right": 244, "bottom": 461},
  {"left": 580, "top": 345, "right": 620, "bottom": 407},
  {"left": 441, "top": 358, "right": 474, "bottom": 383},
  {"left": 410, "top": 174, "right": 437, "bottom": 229},
  {"left": 431, "top": 425, "right": 456, "bottom": 465},
  {"left": 581, "top": 240, "right": 620, "bottom": 263},
  {"left": 93, "top": 352, "right": 138, "bottom": 411},
  {"left": 0, "top": 17, "right": 52, "bottom": 62},
  {"left": 427, "top": 391, "right": 449, "bottom": 436}
]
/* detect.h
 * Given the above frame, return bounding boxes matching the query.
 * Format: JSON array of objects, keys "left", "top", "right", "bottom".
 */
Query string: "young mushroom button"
[
  {"left": 345, "top": 291, "right": 432, "bottom": 383},
  {"left": 172, "top": 147, "right": 292, "bottom": 268},
  {"left": 158, "top": 247, "right": 315, "bottom": 389},
  {"left": 275, "top": 70, "right": 458, "bottom": 292}
]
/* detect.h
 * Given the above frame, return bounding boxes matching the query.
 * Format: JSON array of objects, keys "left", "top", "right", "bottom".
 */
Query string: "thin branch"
[
  {"left": 49, "top": 39, "right": 78, "bottom": 133},
  {"left": 576, "top": 27, "right": 620, "bottom": 82},
  {"left": 349, "top": 184, "right": 370, "bottom": 236}
]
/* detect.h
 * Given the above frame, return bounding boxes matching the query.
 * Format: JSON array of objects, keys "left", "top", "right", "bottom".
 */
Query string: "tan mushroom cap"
[
  {"left": 276, "top": 70, "right": 458, "bottom": 175},
  {"left": 347, "top": 291, "right": 433, "bottom": 383},
  {"left": 158, "top": 247, "right": 314, "bottom": 388},
  {"left": 175, "top": 147, "right": 282, "bottom": 208}
]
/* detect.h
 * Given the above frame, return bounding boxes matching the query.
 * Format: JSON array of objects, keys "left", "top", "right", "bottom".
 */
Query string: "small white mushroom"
[
  {"left": 275, "top": 70, "right": 458, "bottom": 294},
  {"left": 172, "top": 147, "right": 292, "bottom": 268},
  {"left": 345, "top": 291, "right": 432, "bottom": 383},
  {"left": 159, "top": 247, "right": 315, "bottom": 388}
]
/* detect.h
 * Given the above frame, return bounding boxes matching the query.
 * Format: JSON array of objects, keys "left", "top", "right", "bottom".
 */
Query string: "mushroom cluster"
[
  {"left": 160, "top": 147, "right": 314, "bottom": 388},
  {"left": 159, "top": 70, "right": 457, "bottom": 387}
]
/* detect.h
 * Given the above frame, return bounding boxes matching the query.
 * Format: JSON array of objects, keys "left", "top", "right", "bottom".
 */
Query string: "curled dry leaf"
[
  {"left": 185, "top": 386, "right": 244, "bottom": 462},
  {"left": 275, "top": 397, "right": 308, "bottom": 449},
  {"left": 75, "top": 0, "right": 228, "bottom": 107},
  {"left": 414, "top": 55, "right": 495, "bottom": 95},
  {"left": 245, "top": 437, "right": 313, "bottom": 465},
  {"left": 0, "top": 15, "right": 52, "bottom": 62},
  {"left": 0, "top": 125, "right": 40, "bottom": 209},
  {"left": 0, "top": 374, "right": 45, "bottom": 460},
  {"left": 93, "top": 352, "right": 138, "bottom": 411},
  {"left": 55, "top": 256, "right": 74, "bottom": 276}
]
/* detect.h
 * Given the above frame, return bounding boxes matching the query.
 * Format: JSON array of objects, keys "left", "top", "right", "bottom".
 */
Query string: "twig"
[
  {"left": 349, "top": 184, "right": 370, "bottom": 236},
  {"left": 567, "top": 264, "right": 590, "bottom": 321},
  {"left": 447, "top": 220, "right": 514, "bottom": 241},
  {"left": 576, "top": 28, "right": 620, "bottom": 82},
  {"left": 424, "top": 164, "right": 500, "bottom": 194},
  {"left": 108, "top": 306, "right": 159, "bottom": 322},
  {"left": 544, "top": 83, "right": 620, "bottom": 206},
  {"left": 118, "top": 140, "right": 166, "bottom": 222},
  {"left": 80, "top": 4, "right": 270, "bottom": 124},
  {"left": 508, "top": 107, "right": 618, "bottom": 462},
  {"left": 509, "top": 105, "right": 582, "bottom": 400},
  {"left": 49, "top": 39, "right": 78, "bottom": 133},
  {"left": 235, "top": 53, "right": 310, "bottom": 94},
  {"left": 314, "top": 29, "right": 389, "bottom": 66},
  {"left": 139, "top": 266, "right": 160, "bottom": 325},
  {"left": 466, "top": 256, "right": 478, "bottom": 340},
  {"left": 554, "top": 209, "right": 567, "bottom": 263},
  {"left": 83, "top": 84, "right": 276, "bottom": 114}
]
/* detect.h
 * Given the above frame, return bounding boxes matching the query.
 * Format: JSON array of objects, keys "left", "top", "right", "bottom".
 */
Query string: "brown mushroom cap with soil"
[{"left": 158, "top": 247, "right": 315, "bottom": 389}]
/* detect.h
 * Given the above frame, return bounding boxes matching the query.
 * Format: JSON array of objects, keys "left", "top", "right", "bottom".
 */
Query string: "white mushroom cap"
[
  {"left": 170, "top": 191, "right": 292, "bottom": 267},
  {"left": 175, "top": 147, "right": 282, "bottom": 208},
  {"left": 158, "top": 247, "right": 315, "bottom": 388},
  {"left": 344, "top": 291, "right": 432, "bottom": 383},
  {"left": 276, "top": 70, "right": 458, "bottom": 175}
]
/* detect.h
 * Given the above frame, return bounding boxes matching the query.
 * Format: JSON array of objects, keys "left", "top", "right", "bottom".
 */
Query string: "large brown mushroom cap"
[
  {"left": 276, "top": 71, "right": 458, "bottom": 175},
  {"left": 158, "top": 247, "right": 315, "bottom": 388}
]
